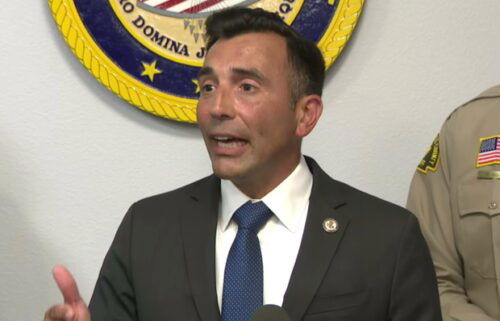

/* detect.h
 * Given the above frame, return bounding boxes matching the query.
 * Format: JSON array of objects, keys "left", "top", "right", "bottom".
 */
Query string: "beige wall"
[{"left": 1, "top": 1, "right": 500, "bottom": 320}]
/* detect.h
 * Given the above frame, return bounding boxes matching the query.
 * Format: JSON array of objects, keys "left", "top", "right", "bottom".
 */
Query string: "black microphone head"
[{"left": 249, "top": 305, "right": 291, "bottom": 321}]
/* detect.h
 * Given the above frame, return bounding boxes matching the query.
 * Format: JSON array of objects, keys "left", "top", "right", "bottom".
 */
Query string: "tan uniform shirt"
[{"left": 407, "top": 85, "right": 500, "bottom": 321}]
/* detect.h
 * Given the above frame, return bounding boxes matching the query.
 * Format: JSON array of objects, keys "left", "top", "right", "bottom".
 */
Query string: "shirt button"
[{"left": 488, "top": 201, "right": 497, "bottom": 210}]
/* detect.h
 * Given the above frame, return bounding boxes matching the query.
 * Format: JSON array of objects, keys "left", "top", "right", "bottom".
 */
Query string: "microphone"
[{"left": 250, "top": 305, "right": 291, "bottom": 321}]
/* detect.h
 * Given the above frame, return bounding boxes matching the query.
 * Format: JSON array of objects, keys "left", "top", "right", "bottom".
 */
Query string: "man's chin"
[
  {"left": 211, "top": 161, "right": 245, "bottom": 181},
  {"left": 212, "top": 167, "right": 239, "bottom": 180}
]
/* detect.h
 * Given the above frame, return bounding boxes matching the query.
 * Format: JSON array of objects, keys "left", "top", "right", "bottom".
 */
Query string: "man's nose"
[{"left": 211, "top": 87, "right": 235, "bottom": 120}]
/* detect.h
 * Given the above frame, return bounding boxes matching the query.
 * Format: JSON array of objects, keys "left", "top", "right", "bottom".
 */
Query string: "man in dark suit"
[{"left": 44, "top": 8, "right": 442, "bottom": 321}]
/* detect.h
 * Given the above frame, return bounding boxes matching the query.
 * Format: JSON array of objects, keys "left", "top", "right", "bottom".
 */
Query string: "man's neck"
[{"left": 231, "top": 156, "right": 302, "bottom": 199}]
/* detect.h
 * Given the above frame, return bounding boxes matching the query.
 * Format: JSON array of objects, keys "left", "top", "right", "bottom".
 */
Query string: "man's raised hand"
[{"left": 44, "top": 265, "right": 91, "bottom": 321}]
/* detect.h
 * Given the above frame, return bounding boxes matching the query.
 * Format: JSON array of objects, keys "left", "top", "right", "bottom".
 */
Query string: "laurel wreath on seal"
[{"left": 49, "top": 0, "right": 363, "bottom": 123}]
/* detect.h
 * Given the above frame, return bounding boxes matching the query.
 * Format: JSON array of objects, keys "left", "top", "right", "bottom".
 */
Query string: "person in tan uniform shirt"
[{"left": 407, "top": 85, "right": 500, "bottom": 321}]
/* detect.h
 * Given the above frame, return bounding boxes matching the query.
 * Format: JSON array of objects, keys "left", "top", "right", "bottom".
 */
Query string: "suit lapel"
[
  {"left": 181, "top": 175, "right": 221, "bottom": 321},
  {"left": 283, "top": 158, "right": 350, "bottom": 321}
]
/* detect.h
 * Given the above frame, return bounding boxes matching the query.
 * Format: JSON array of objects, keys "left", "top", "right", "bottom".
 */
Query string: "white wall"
[{"left": 1, "top": 1, "right": 499, "bottom": 320}]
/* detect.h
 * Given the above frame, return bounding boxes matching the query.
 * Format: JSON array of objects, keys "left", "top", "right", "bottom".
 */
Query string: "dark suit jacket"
[{"left": 89, "top": 157, "right": 442, "bottom": 321}]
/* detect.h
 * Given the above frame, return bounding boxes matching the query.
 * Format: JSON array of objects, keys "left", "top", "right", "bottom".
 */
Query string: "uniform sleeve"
[
  {"left": 88, "top": 206, "right": 138, "bottom": 321},
  {"left": 406, "top": 124, "right": 496, "bottom": 321}
]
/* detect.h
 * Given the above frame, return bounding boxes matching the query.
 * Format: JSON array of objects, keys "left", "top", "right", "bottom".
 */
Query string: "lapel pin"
[{"left": 322, "top": 218, "right": 339, "bottom": 233}]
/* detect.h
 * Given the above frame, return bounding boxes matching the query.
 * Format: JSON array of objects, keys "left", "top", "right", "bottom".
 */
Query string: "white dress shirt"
[{"left": 216, "top": 156, "right": 313, "bottom": 309}]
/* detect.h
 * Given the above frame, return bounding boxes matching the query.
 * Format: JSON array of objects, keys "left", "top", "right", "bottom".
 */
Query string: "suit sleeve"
[
  {"left": 388, "top": 213, "right": 442, "bottom": 321},
  {"left": 88, "top": 205, "right": 138, "bottom": 321},
  {"left": 406, "top": 124, "right": 497, "bottom": 321}
]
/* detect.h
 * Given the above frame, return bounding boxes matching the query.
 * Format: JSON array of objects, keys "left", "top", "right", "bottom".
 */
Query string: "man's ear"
[{"left": 295, "top": 95, "right": 323, "bottom": 138}]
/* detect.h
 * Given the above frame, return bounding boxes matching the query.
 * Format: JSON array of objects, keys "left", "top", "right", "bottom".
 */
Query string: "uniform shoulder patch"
[{"left": 417, "top": 134, "right": 440, "bottom": 174}]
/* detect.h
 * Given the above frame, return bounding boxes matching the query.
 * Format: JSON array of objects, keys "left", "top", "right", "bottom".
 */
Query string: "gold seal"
[{"left": 49, "top": 0, "right": 364, "bottom": 123}]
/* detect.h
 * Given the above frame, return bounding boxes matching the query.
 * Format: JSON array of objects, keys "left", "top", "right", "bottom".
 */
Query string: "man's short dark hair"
[{"left": 205, "top": 7, "right": 325, "bottom": 107}]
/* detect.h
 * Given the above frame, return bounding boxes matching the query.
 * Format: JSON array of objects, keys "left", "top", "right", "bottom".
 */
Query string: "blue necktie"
[{"left": 221, "top": 201, "right": 273, "bottom": 321}]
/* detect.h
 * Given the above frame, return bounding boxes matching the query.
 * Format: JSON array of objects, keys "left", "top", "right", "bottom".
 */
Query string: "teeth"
[
  {"left": 213, "top": 136, "right": 247, "bottom": 148},
  {"left": 214, "top": 136, "right": 231, "bottom": 141},
  {"left": 217, "top": 140, "right": 246, "bottom": 147}
]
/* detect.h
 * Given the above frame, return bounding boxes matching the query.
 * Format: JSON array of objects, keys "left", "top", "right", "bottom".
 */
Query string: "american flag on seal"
[
  {"left": 477, "top": 135, "right": 500, "bottom": 167},
  {"left": 137, "top": 0, "right": 245, "bottom": 15}
]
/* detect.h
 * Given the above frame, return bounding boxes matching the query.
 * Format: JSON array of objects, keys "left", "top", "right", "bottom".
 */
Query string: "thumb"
[{"left": 52, "top": 265, "right": 82, "bottom": 305}]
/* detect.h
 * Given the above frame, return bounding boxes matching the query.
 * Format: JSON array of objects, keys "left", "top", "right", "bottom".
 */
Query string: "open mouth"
[{"left": 213, "top": 136, "right": 248, "bottom": 148}]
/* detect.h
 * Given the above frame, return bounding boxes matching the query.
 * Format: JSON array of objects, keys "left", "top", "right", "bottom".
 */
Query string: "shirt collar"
[{"left": 219, "top": 156, "right": 313, "bottom": 232}]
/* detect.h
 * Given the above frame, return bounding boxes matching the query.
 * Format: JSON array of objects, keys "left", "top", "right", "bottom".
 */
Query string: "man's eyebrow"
[
  {"left": 197, "top": 66, "right": 214, "bottom": 79},
  {"left": 197, "top": 66, "right": 267, "bottom": 83},
  {"left": 232, "top": 67, "right": 267, "bottom": 82}
]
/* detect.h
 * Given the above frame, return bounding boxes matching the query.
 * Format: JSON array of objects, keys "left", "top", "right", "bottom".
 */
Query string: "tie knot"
[{"left": 233, "top": 201, "right": 272, "bottom": 232}]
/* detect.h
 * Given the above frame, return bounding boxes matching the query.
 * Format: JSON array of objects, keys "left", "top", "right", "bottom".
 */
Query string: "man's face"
[{"left": 197, "top": 32, "right": 302, "bottom": 197}]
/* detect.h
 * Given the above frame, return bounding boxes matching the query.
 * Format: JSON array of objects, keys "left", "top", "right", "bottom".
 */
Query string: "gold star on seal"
[
  {"left": 192, "top": 79, "right": 200, "bottom": 94},
  {"left": 141, "top": 60, "right": 162, "bottom": 82}
]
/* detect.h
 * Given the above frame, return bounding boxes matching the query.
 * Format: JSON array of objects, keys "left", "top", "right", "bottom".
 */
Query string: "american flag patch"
[
  {"left": 477, "top": 135, "right": 500, "bottom": 167},
  {"left": 138, "top": 0, "right": 236, "bottom": 14}
]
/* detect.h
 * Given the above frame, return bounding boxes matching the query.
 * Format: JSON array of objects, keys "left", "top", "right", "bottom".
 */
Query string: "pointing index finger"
[{"left": 52, "top": 265, "right": 82, "bottom": 305}]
